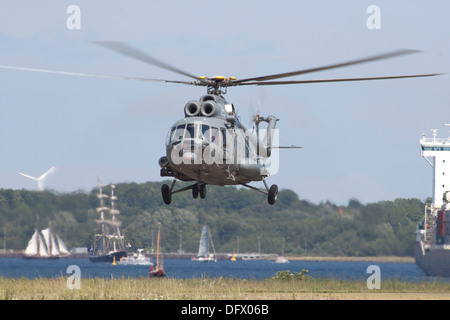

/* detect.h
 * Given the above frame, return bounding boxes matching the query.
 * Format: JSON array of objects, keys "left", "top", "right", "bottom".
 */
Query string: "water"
[{"left": 0, "top": 257, "right": 441, "bottom": 282}]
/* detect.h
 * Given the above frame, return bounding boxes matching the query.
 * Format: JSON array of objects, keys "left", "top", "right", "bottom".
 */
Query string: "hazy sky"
[{"left": 0, "top": 1, "right": 448, "bottom": 205}]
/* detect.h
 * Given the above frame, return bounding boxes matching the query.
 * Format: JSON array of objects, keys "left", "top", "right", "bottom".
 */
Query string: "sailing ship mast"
[
  {"left": 149, "top": 225, "right": 165, "bottom": 277},
  {"left": 92, "top": 182, "right": 125, "bottom": 256},
  {"left": 156, "top": 227, "right": 160, "bottom": 268},
  {"left": 110, "top": 185, "right": 125, "bottom": 250}
]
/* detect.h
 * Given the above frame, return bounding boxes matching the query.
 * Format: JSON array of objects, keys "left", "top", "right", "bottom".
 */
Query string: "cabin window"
[{"left": 221, "top": 128, "right": 227, "bottom": 148}]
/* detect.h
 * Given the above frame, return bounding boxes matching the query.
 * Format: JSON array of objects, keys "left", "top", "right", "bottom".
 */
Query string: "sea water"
[{"left": 0, "top": 257, "right": 440, "bottom": 282}]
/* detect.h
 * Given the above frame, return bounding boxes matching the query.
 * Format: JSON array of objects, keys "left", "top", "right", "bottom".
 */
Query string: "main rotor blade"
[
  {"left": 233, "top": 49, "right": 422, "bottom": 84},
  {"left": 92, "top": 41, "right": 200, "bottom": 81},
  {"left": 238, "top": 73, "right": 442, "bottom": 86},
  {"left": 0, "top": 65, "right": 195, "bottom": 85}
]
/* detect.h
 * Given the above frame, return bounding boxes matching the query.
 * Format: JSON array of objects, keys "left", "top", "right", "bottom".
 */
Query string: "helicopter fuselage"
[{"left": 159, "top": 94, "right": 270, "bottom": 186}]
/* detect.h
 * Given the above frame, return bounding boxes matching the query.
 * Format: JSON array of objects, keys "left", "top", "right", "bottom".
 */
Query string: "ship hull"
[
  {"left": 89, "top": 251, "right": 127, "bottom": 263},
  {"left": 23, "top": 255, "right": 60, "bottom": 260},
  {"left": 148, "top": 268, "right": 165, "bottom": 278},
  {"left": 414, "top": 242, "right": 450, "bottom": 277}
]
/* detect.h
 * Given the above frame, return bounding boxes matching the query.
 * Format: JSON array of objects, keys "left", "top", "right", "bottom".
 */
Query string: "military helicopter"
[{"left": 0, "top": 42, "right": 440, "bottom": 204}]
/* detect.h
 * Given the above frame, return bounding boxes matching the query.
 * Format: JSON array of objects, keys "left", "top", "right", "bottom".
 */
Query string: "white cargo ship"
[{"left": 415, "top": 124, "right": 450, "bottom": 276}]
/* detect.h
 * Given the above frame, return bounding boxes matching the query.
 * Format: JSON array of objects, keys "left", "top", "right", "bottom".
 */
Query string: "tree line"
[{"left": 0, "top": 181, "right": 426, "bottom": 257}]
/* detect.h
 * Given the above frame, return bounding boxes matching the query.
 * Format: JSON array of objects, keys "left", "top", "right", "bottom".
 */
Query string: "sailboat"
[
  {"left": 89, "top": 183, "right": 127, "bottom": 263},
  {"left": 24, "top": 226, "right": 70, "bottom": 259},
  {"left": 148, "top": 227, "right": 165, "bottom": 277},
  {"left": 192, "top": 225, "right": 217, "bottom": 262}
]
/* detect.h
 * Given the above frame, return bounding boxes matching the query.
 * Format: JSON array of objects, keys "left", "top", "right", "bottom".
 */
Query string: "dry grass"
[{"left": 1, "top": 276, "right": 450, "bottom": 300}]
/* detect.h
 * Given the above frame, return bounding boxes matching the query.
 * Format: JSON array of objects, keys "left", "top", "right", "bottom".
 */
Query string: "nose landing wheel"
[
  {"left": 199, "top": 184, "right": 206, "bottom": 199},
  {"left": 192, "top": 184, "right": 206, "bottom": 199}
]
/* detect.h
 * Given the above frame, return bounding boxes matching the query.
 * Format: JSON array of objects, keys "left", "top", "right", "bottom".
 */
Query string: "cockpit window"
[
  {"left": 185, "top": 123, "right": 195, "bottom": 140},
  {"left": 166, "top": 127, "right": 175, "bottom": 145},
  {"left": 171, "top": 124, "right": 186, "bottom": 142},
  {"left": 201, "top": 124, "right": 210, "bottom": 141}
]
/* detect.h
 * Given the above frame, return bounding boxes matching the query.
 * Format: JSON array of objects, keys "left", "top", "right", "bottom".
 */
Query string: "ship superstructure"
[{"left": 415, "top": 124, "right": 450, "bottom": 276}]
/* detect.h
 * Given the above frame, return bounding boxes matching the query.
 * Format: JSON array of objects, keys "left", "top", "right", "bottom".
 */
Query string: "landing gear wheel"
[
  {"left": 161, "top": 184, "right": 171, "bottom": 205},
  {"left": 192, "top": 184, "right": 199, "bottom": 199},
  {"left": 199, "top": 184, "right": 207, "bottom": 199},
  {"left": 268, "top": 184, "right": 278, "bottom": 205}
]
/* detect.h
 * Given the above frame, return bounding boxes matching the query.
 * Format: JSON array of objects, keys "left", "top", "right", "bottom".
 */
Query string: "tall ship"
[
  {"left": 89, "top": 183, "right": 127, "bottom": 263},
  {"left": 24, "top": 223, "right": 70, "bottom": 259},
  {"left": 415, "top": 124, "right": 450, "bottom": 276}
]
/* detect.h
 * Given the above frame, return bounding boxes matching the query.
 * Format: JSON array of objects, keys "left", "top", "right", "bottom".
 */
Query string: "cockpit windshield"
[
  {"left": 171, "top": 124, "right": 186, "bottom": 142},
  {"left": 168, "top": 123, "right": 226, "bottom": 147}
]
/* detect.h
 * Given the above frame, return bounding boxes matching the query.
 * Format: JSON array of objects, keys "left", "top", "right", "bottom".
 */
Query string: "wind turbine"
[{"left": 18, "top": 166, "right": 56, "bottom": 191}]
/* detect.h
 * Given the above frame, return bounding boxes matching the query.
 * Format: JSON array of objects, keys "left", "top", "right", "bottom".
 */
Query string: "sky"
[{"left": 0, "top": 1, "right": 448, "bottom": 205}]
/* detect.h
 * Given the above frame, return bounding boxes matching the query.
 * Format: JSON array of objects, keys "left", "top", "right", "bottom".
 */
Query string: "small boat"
[
  {"left": 242, "top": 253, "right": 261, "bottom": 260},
  {"left": 149, "top": 227, "right": 165, "bottom": 278},
  {"left": 192, "top": 225, "right": 217, "bottom": 262},
  {"left": 274, "top": 256, "right": 289, "bottom": 263},
  {"left": 119, "top": 249, "right": 153, "bottom": 266}
]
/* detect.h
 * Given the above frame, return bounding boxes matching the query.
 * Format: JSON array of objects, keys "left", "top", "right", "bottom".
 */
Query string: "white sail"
[
  {"left": 198, "top": 225, "right": 209, "bottom": 257},
  {"left": 193, "top": 225, "right": 216, "bottom": 262},
  {"left": 38, "top": 233, "right": 49, "bottom": 257},
  {"left": 56, "top": 234, "right": 70, "bottom": 256},
  {"left": 41, "top": 228, "right": 60, "bottom": 257},
  {"left": 24, "top": 230, "right": 39, "bottom": 256},
  {"left": 25, "top": 230, "right": 50, "bottom": 257}
]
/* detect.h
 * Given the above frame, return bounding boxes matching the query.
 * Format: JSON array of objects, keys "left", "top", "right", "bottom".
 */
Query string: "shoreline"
[{"left": 284, "top": 256, "right": 415, "bottom": 263}]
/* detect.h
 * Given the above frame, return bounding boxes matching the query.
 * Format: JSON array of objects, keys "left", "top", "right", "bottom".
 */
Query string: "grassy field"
[{"left": 1, "top": 274, "right": 450, "bottom": 300}]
